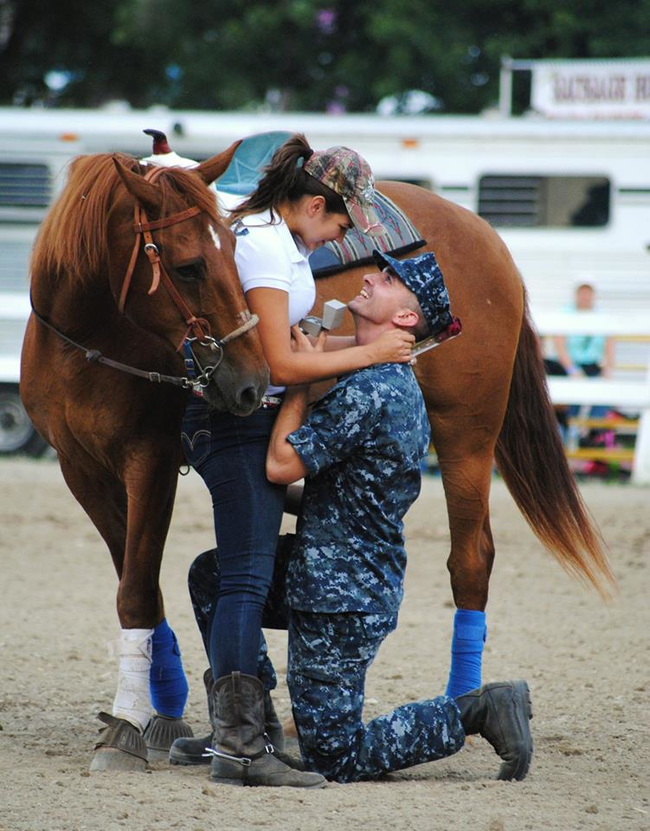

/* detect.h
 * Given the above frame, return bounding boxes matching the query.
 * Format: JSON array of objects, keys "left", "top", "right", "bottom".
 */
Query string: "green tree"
[
  {"left": 1, "top": 0, "right": 649, "bottom": 111},
  {"left": 0, "top": 0, "right": 163, "bottom": 106}
]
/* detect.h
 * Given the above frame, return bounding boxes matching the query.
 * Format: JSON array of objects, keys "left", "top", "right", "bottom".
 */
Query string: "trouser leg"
[
  {"left": 351, "top": 697, "right": 464, "bottom": 779},
  {"left": 287, "top": 611, "right": 465, "bottom": 783},
  {"left": 181, "top": 401, "right": 286, "bottom": 680},
  {"left": 188, "top": 548, "right": 278, "bottom": 691}
]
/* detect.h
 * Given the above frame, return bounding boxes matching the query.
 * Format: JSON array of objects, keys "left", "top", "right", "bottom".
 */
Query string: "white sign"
[{"left": 531, "top": 59, "right": 650, "bottom": 119}]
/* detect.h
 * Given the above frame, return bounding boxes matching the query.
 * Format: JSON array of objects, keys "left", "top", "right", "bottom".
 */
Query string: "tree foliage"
[{"left": 1, "top": 0, "right": 649, "bottom": 111}]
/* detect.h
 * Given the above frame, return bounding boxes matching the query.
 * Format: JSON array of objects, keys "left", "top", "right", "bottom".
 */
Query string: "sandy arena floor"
[{"left": 0, "top": 457, "right": 648, "bottom": 831}]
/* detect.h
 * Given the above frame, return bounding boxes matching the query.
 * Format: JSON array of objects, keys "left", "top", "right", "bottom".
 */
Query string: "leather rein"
[{"left": 32, "top": 164, "right": 258, "bottom": 391}]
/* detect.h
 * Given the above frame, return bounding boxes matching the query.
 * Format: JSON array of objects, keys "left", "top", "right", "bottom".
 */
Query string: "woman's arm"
[
  {"left": 246, "top": 287, "right": 414, "bottom": 386},
  {"left": 323, "top": 334, "right": 356, "bottom": 352}
]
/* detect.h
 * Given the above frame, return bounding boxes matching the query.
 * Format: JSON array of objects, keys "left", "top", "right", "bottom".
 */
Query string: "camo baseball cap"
[
  {"left": 372, "top": 250, "right": 454, "bottom": 335},
  {"left": 303, "top": 146, "right": 386, "bottom": 237}
]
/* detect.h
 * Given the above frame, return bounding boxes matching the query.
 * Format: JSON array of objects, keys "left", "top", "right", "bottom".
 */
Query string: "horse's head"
[{"left": 111, "top": 146, "right": 269, "bottom": 415}]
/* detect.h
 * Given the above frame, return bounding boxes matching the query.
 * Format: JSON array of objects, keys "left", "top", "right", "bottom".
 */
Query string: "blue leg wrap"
[
  {"left": 150, "top": 619, "right": 189, "bottom": 718},
  {"left": 445, "top": 609, "right": 487, "bottom": 699}
]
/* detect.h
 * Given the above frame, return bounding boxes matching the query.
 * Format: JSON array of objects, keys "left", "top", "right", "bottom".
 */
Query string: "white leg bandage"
[{"left": 111, "top": 628, "right": 154, "bottom": 733}]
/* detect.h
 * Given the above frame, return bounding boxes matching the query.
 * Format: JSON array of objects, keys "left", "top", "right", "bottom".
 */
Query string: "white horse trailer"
[{"left": 1, "top": 108, "right": 649, "bottom": 453}]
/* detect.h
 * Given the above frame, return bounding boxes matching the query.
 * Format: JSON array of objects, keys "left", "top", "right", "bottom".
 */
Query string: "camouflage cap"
[
  {"left": 372, "top": 250, "right": 454, "bottom": 335},
  {"left": 303, "top": 146, "right": 386, "bottom": 237}
]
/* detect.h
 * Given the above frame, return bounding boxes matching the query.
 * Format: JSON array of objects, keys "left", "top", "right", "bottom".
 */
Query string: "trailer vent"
[
  {"left": 0, "top": 163, "right": 52, "bottom": 208},
  {"left": 478, "top": 175, "right": 610, "bottom": 228}
]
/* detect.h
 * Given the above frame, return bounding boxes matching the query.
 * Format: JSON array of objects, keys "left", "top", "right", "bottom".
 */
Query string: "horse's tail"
[{"left": 494, "top": 295, "right": 616, "bottom": 597}]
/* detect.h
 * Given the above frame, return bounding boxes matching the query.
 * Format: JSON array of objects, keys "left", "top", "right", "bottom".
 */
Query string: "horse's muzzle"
[{"left": 201, "top": 366, "right": 269, "bottom": 417}]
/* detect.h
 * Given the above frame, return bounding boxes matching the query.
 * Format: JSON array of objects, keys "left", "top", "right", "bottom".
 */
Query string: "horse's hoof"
[
  {"left": 144, "top": 714, "right": 194, "bottom": 762},
  {"left": 90, "top": 712, "right": 148, "bottom": 772},
  {"left": 90, "top": 747, "right": 148, "bottom": 772}
]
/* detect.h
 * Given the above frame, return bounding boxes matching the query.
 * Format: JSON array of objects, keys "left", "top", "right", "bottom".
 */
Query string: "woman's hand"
[
  {"left": 368, "top": 329, "right": 416, "bottom": 364},
  {"left": 290, "top": 325, "right": 327, "bottom": 354}
]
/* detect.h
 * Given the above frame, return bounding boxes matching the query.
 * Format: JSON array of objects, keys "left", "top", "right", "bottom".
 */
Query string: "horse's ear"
[
  {"left": 112, "top": 156, "right": 162, "bottom": 213},
  {"left": 195, "top": 141, "right": 242, "bottom": 186}
]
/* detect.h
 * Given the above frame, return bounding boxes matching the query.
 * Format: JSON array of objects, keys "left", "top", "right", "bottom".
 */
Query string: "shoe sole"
[
  {"left": 211, "top": 776, "right": 326, "bottom": 789},
  {"left": 169, "top": 753, "right": 210, "bottom": 766}
]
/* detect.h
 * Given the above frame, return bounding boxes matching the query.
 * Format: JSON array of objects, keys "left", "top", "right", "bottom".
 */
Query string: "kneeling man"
[{"left": 264, "top": 250, "right": 533, "bottom": 783}]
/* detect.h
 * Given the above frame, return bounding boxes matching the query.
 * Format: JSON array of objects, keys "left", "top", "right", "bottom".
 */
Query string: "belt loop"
[{"left": 259, "top": 394, "right": 284, "bottom": 410}]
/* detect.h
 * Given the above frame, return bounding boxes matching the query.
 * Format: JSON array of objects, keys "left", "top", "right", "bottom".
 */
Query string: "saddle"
[{"left": 217, "top": 132, "right": 426, "bottom": 278}]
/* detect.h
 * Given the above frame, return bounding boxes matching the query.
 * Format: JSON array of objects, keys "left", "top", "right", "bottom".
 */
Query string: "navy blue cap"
[{"left": 372, "top": 250, "right": 453, "bottom": 335}]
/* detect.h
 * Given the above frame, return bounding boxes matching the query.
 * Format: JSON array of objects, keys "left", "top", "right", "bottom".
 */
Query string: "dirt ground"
[{"left": 1, "top": 457, "right": 648, "bottom": 831}]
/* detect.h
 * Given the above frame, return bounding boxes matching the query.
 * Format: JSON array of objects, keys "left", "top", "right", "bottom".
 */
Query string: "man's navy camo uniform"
[{"left": 285, "top": 362, "right": 465, "bottom": 782}]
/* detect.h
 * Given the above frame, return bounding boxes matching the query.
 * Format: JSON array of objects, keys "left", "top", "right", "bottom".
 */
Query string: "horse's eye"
[{"left": 175, "top": 260, "right": 205, "bottom": 283}]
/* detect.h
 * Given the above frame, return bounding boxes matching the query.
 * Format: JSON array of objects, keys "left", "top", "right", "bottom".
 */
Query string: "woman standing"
[{"left": 177, "top": 134, "right": 415, "bottom": 787}]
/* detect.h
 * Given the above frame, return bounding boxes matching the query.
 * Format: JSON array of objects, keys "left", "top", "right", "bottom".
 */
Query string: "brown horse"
[
  {"left": 20, "top": 147, "right": 269, "bottom": 771},
  {"left": 314, "top": 181, "right": 614, "bottom": 612}
]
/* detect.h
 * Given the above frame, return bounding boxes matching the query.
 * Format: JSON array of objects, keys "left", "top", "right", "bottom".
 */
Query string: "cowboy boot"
[
  {"left": 208, "top": 671, "right": 325, "bottom": 787},
  {"left": 455, "top": 680, "right": 533, "bottom": 781},
  {"left": 170, "top": 669, "right": 286, "bottom": 765}
]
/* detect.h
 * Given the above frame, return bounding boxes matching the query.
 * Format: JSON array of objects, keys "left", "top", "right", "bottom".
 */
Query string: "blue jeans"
[
  {"left": 181, "top": 395, "right": 286, "bottom": 679},
  {"left": 187, "top": 537, "right": 296, "bottom": 691}
]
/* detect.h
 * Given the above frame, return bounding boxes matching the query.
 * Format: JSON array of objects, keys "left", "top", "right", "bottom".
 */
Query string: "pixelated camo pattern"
[
  {"left": 287, "top": 610, "right": 465, "bottom": 782},
  {"left": 374, "top": 250, "right": 454, "bottom": 335},
  {"left": 287, "top": 362, "right": 430, "bottom": 615}
]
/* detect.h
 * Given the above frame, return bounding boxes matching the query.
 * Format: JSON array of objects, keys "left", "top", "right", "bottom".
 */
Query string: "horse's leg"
[
  {"left": 58, "top": 453, "right": 128, "bottom": 572},
  {"left": 58, "top": 451, "right": 191, "bottom": 770},
  {"left": 108, "top": 453, "right": 195, "bottom": 769},
  {"left": 56, "top": 456, "right": 147, "bottom": 770},
  {"left": 429, "top": 411, "right": 498, "bottom": 699}
]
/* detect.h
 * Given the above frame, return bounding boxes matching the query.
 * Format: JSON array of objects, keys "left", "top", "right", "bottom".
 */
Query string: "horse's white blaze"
[
  {"left": 208, "top": 224, "right": 221, "bottom": 250},
  {"left": 112, "top": 628, "right": 154, "bottom": 732}
]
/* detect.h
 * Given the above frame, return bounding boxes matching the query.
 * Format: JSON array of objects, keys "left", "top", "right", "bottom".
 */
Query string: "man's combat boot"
[
  {"left": 170, "top": 669, "right": 286, "bottom": 765},
  {"left": 208, "top": 671, "right": 325, "bottom": 788},
  {"left": 455, "top": 680, "right": 533, "bottom": 781}
]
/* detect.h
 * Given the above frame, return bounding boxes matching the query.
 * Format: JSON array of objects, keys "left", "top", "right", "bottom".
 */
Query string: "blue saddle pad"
[
  {"left": 218, "top": 131, "right": 426, "bottom": 274},
  {"left": 218, "top": 131, "right": 293, "bottom": 196}
]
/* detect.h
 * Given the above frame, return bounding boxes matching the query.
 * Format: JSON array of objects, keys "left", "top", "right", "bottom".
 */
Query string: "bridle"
[{"left": 32, "top": 163, "right": 259, "bottom": 391}]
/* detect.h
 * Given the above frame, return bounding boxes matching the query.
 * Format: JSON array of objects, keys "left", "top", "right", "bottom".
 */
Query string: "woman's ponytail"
[{"left": 229, "top": 134, "right": 345, "bottom": 223}]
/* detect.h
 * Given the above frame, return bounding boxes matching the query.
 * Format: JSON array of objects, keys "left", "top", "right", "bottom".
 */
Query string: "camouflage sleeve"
[{"left": 287, "top": 375, "right": 382, "bottom": 476}]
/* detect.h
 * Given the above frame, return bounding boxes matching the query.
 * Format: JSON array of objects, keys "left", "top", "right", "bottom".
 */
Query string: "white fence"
[{"left": 533, "top": 310, "right": 650, "bottom": 484}]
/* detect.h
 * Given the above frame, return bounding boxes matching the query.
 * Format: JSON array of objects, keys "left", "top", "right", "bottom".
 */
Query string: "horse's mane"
[{"left": 31, "top": 153, "right": 222, "bottom": 286}]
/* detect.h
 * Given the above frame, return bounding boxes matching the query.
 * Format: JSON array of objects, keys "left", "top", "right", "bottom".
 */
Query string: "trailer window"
[
  {"left": 0, "top": 163, "right": 52, "bottom": 208},
  {"left": 478, "top": 175, "right": 610, "bottom": 228}
]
